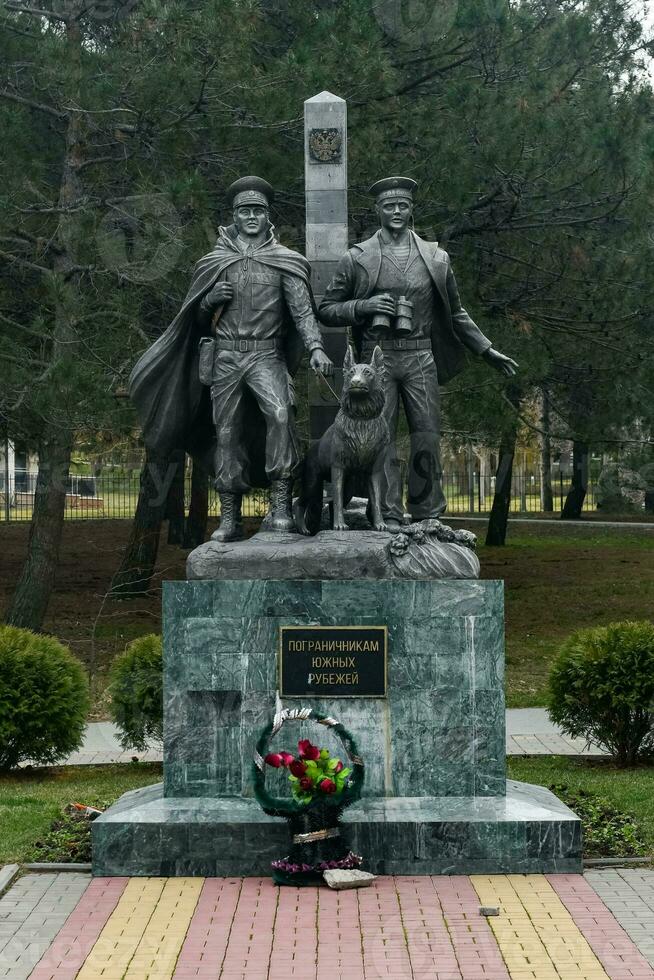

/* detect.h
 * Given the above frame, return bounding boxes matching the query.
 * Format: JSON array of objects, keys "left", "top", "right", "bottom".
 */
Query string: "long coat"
[
  {"left": 318, "top": 231, "right": 492, "bottom": 384},
  {"left": 128, "top": 225, "right": 313, "bottom": 482}
]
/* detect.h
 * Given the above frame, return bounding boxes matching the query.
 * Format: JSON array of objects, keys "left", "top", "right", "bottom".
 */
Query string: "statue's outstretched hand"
[
  {"left": 310, "top": 348, "right": 334, "bottom": 376},
  {"left": 483, "top": 347, "right": 518, "bottom": 377}
]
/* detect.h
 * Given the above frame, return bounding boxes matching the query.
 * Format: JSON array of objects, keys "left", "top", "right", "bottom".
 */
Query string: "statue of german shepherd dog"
[{"left": 294, "top": 345, "right": 389, "bottom": 535}]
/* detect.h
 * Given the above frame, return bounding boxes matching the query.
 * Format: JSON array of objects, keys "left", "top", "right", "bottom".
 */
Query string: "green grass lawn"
[
  {"left": 0, "top": 758, "right": 652, "bottom": 864},
  {"left": 0, "top": 764, "right": 162, "bottom": 864},
  {"left": 479, "top": 531, "right": 654, "bottom": 707},
  {"left": 508, "top": 755, "right": 654, "bottom": 852}
]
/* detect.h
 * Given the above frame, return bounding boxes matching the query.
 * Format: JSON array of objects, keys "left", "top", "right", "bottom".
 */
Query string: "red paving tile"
[
  {"left": 548, "top": 873, "right": 654, "bottom": 980},
  {"left": 27, "top": 877, "right": 127, "bottom": 980},
  {"left": 172, "top": 877, "right": 242, "bottom": 979},
  {"left": 171, "top": 875, "right": 512, "bottom": 980},
  {"left": 430, "top": 876, "right": 511, "bottom": 980},
  {"left": 25, "top": 872, "right": 654, "bottom": 979}
]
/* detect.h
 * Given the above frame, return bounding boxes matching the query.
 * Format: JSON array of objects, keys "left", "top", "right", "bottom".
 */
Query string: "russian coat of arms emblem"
[{"left": 309, "top": 128, "right": 342, "bottom": 164}]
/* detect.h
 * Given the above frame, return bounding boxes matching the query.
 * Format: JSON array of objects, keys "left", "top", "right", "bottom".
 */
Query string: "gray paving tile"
[
  {"left": 586, "top": 868, "right": 654, "bottom": 968},
  {"left": 0, "top": 873, "right": 90, "bottom": 980}
]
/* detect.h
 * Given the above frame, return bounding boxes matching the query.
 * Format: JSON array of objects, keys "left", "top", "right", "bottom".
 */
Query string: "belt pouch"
[{"left": 198, "top": 336, "right": 215, "bottom": 385}]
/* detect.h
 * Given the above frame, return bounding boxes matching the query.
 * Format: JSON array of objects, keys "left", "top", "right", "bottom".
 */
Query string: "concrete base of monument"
[
  {"left": 187, "top": 528, "right": 480, "bottom": 581},
  {"left": 92, "top": 779, "right": 581, "bottom": 877}
]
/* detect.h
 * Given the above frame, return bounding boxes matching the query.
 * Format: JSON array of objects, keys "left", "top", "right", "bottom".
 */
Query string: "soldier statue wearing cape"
[{"left": 129, "top": 176, "right": 333, "bottom": 541}]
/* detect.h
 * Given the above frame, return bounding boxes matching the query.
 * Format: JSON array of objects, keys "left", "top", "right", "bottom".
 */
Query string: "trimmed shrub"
[
  {"left": 0, "top": 625, "right": 90, "bottom": 771},
  {"left": 549, "top": 621, "right": 654, "bottom": 766},
  {"left": 109, "top": 634, "right": 163, "bottom": 751}
]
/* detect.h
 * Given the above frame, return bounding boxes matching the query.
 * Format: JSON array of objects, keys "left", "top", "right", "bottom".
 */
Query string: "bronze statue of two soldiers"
[{"left": 129, "top": 174, "right": 516, "bottom": 539}]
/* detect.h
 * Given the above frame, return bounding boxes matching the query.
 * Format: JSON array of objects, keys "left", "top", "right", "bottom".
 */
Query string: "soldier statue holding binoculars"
[{"left": 319, "top": 175, "right": 517, "bottom": 528}]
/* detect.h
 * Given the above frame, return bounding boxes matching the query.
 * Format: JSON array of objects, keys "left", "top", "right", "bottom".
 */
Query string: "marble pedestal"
[
  {"left": 93, "top": 575, "right": 581, "bottom": 875},
  {"left": 93, "top": 780, "right": 581, "bottom": 876}
]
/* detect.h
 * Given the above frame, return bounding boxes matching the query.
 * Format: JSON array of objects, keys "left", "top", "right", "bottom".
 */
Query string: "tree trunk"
[
  {"left": 165, "top": 452, "right": 186, "bottom": 545},
  {"left": 109, "top": 452, "right": 172, "bottom": 597},
  {"left": 183, "top": 456, "right": 210, "bottom": 548},
  {"left": 562, "top": 440, "right": 589, "bottom": 519},
  {"left": 645, "top": 490, "right": 654, "bottom": 514},
  {"left": 485, "top": 428, "right": 517, "bottom": 546},
  {"left": 6, "top": 15, "right": 84, "bottom": 630},
  {"left": 5, "top": 429, "right": 72, "bottom": 630},
  {"left": 539, "top": 387, "right": 554, "bottom": 512}
]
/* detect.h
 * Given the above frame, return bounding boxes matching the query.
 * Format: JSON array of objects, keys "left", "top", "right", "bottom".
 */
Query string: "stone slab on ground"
[
  {"left": 8, "top": 872, "right": 654, "bottom": 979},
  {"left": 323, "top": 869, "right": 375, "bottom": 889},
  {"left": 92, "top": 778, "right": 581, "bottom": 876}
]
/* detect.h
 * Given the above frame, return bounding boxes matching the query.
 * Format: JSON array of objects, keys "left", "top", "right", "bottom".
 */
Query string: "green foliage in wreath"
[{"left": 252, "top": 710, "right": 364, "bottom": 817}]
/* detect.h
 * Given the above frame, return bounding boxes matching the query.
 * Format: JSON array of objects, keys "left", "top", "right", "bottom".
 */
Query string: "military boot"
[
  {"left": 212, "top": 491, "right": 244, "bottom": 542},
  {"left": 269, "top": 478, "right": 295, "bottom": 532}
]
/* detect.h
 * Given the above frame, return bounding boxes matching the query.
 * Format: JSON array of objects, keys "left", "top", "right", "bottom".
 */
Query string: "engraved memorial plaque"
[{"left": 279, "top": 625, "right": 387, "bottom": 697}]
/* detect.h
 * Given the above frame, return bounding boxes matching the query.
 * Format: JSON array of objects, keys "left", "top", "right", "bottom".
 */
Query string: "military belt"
[
  {"left": 362, "top": 338, "right": 431, "bottom": 352},
  {"left": 216, "top": 338, "right": 282, "bottom": 353}
]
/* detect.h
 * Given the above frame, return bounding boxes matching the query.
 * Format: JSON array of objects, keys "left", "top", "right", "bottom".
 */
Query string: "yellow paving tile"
[
  {"left": 76, "top": 876, "right": 203, "bottom": 980},
  {"left": 125, "top": 877, "right": 203, "bottom": 979},
  {"left": 77, "top": 877, "right": 166, "bottom": 980},
  {"left": 471, "top": 874, "right": 609, "bottom": 980}
]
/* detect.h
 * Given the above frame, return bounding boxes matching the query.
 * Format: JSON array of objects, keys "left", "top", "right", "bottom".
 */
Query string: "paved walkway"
[
  {"left": 585, "top": 869, "right": 654, "bottom": 968},
  {"left": 2, "top": 871, "right": 652, "bottom": 980},
  {"left": 506, "top": 709, "right": 607, "bottom": 757},
  {"left": 40, "top": 712, "right": 607, "bottom": 767},
  {"left": 0, "top": 873, "right": 90, "bottom": 980}
]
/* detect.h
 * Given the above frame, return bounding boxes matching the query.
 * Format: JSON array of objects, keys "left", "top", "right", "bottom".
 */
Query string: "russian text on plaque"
[{"left": 279, "top": 625, "right": 387, "bottom": 697}]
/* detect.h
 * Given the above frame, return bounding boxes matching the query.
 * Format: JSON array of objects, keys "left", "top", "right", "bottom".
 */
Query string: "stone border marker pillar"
[{"left": 304, "top": 90, "right": 348, "bottom": 438}]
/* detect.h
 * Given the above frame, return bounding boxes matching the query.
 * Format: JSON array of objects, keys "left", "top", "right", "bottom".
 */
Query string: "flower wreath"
[{"left": 252, "top": 702, "right": 365, "bottom": 885}]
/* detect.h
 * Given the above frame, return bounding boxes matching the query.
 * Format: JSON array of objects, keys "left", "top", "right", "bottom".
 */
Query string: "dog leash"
[{"left": 315, "top": 369, "right": 341, "bottom": 405}]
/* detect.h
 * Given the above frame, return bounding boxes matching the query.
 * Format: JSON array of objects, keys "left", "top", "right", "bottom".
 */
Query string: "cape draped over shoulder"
[{"left": 128, "top": 224, "right": 313, "bottom": 484}]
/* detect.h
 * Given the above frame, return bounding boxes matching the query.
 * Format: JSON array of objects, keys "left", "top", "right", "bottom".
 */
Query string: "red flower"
[
  {"left": 298, "top": 738, "right": 321, "bottom": 761},
  {"left": 264, "top": 753, "right": 284, "bottom": 768},
  {"left": 299, "top": 776, "right": 313, "bottom": 791},
  {"left": 319, "top": 778, "right": 336, "bottom": 794},
  {"left": 334, "top": 760, "right": 344, "bottom": 773},
  {"left": 279, "top": 752, "right": 294, "bottom": 767},
  {"left": 289, "top": 759, "right": 307, "bottom": 777}
]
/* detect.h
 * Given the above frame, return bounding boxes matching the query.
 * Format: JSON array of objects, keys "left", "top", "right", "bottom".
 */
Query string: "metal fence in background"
[
  {"left": 0, "top": 467, "right": 599, "bottom": 522},
  {"left": 0, "top": 469, "right": 271, "bottom": 522}
]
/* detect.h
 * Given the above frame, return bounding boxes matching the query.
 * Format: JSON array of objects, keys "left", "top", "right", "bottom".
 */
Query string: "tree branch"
[
  {"left": 392, "top": 53, "right": 475, "bottom": 97},
  {"left": 0, "top": 349, "right": 49, "bottom": 368},
  {"left": 0, "top": 88, "right": 67, "bottom": 119},
  {"left": 76, "top": 155, "right": 118, "bottom": 171},
  {"left": 0, "top": 247, "right": 50, "bottom": 275},
  {"left": 1, "top": 16, "right": 39, "bottom": 37},
  {"left": 0, "top": 311, "right": 50, "bottom": 341},
  {"left": 5, "top": 3, "right": 69, "bottom": 22}
]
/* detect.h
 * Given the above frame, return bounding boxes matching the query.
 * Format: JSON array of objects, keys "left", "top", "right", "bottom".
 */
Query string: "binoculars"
[{"left": 371, "top": 294, "right": 413, "bottom": 336}]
